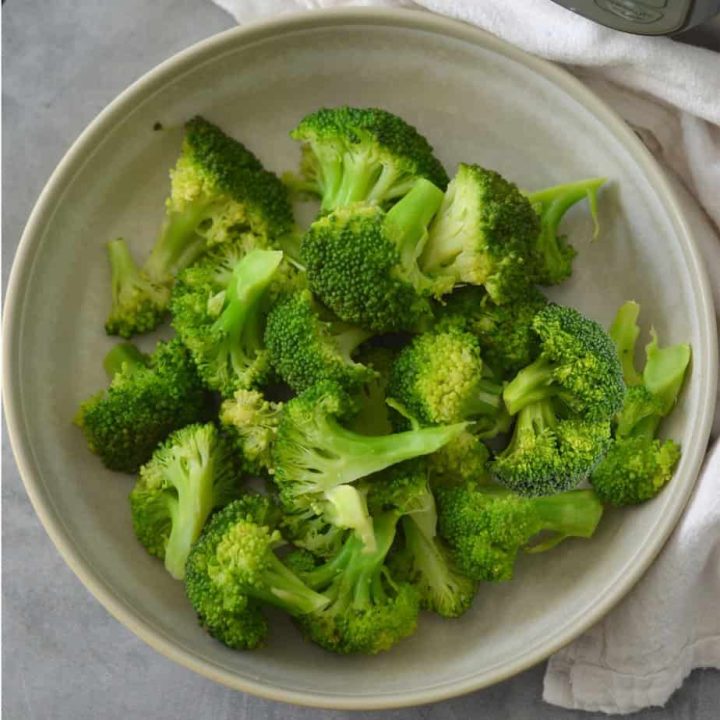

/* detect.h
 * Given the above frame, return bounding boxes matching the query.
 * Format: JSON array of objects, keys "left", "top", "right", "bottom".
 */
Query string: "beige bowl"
[{"left": 4, "top": 7, "right": 717, "bottom": 710}]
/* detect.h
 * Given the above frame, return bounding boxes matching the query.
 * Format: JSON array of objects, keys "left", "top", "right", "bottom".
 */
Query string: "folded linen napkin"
[{"left": 212, "top": 0, "right": 720, "bottom": 713}]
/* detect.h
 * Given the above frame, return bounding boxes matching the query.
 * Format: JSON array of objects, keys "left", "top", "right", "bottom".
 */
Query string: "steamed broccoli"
[
  {"left": 290, "top": 511, "right": 420, "bottom": 654},
  {"left": 220, "top": 389, "right": 283, "bottom": 475},
  {"left": 289, "top": 106, "right": 448, "bottom": 212},
  {"left": 265, "top": 288, "right": 376, "bottom": 393},
  {"left": 105, "top": 117, "right": 293, "bottom": 338},
  {"left": 75, "top": 339, "right": 210, "bottom": 473},
  {"left": 525, "top": 178, "right": 605, "bottom": 285},
  {"left": 591, "top": 302, "right": 690, "bottom": 506},
  {"left": 348, "top": 345, "right": 398, "bottom": 436},
  {"left": 301, "top": 178, "right": 444, "bottom": 332},
  {"left": 171, "top": 248, "right": 286, "bottom": 395},
  {"left": 491, "top": 398, "right": 611, "bottom": 495},
  {"left": 436, "top": 285, "right": 548, "bottom": 378},
  {"left": 388, "top": 326, "right": 508, "bottom": 438},
  {"left": 436, "top": 481, "right": 604, "bottom": 582},
  {"left": 129, "top": 423, "right": 241, "bottom": 579},
  {"left": 185, "top": 495, "right": 329, "bottom": 650},
  {"left": 428, "top": 431, "right": 491, "bottom": 487},
  {"left": 368, "top": 462, "right": 477, "bottom": 618},
  {"left": 503, "top": 303, "right": 625, "bottom": 421},
  {"left": 272, "top": 381, "right": 467, "bottom": 553},
  {"left": 419, "top": 164, "right": 540, "bottom": 302}
]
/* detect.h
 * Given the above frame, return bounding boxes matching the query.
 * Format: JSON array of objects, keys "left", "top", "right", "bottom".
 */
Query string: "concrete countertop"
[{"left": 3, "top": 1, "right": 718, "bottom": 718}]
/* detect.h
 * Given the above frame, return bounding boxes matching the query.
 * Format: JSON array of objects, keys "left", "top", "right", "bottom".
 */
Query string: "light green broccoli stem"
[
  {"left": 501, "top": 399, "right": 556, "bottom": 456},
  {"left": 103, "top": 342, "right": 147, "bottom": 379},
  {"left": 107, "top": 237, "right": 144, "bottom": 303},
  {"left": 463, "top": 376, "right": 504, "bottom": 418},
  {"left": 144, "top": 204, "right": 211, "bottom": 282},
  {"left": 503, "top": 358, "right": 556, "bottom": 415},
  {"left": 609, "top": 301, "right": 642, "bottom": 386},
  {"left": 643, "top": 331, "right": 691, "bottom": 416},
  {"left": 384, "top": 178, "right": 444, "bottom": 266},
  {"left": 527, "top": 489, "right": 604, "bottom": 552}
]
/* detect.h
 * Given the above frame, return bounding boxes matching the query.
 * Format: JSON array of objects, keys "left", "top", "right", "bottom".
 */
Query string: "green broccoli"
[
  {"left": 491, "top": 398, "right": 611, "bottom": 495},
  {"left": 219, "top": 389, "right": 283, "bottom": 475},
  {"left": 368, "top": 462, "right": 477, "bottom": 618},
  {"left": 171, "top": 248, "right": 286, "bottom": 395},
  {"left": 185, "top": 495, "right": 329, "bottom": 650},
  {"left": 105, "top": 117, "right": 293, "bottom": 338},
  {"left": 348, "top": 345, "right": 398, "bottom": 436},
  {"left": 289, "top": 106, "right": 448, "bottom": 212},
  {"left": 428, "top": 431, "right": 491, "bottom": 487},
  {"left": 129, "top": 423, "right": 241, "bottom": 579},
  {"left": 272, "top": 380, "right": 467, "bottom": 553},
  {"left": 436, "top": 285, "right": 548, "bottom": 378},
  {"left": 75, "top": 339, "right": 210, "bottom": 473},
  {"left": 503, "top": 303, "right": 625, "bottom": 421},
  {"left": 591, "top": 302, "right": 690, "bottom": 506},
  {"left": 291, "top": 511, "right": 420, "bottom": 654},
  {"left": 264, "top": 288, "right": 376, "bottom": 393},
  {"left": 301, "top": 178, "right": 444, "bottom": 332},
  {"left": 419, "top": 164, "right": 540, "bottom": 303},
  {"left": 388, "top": 326, "right": 508, "bottom": 437},
  {"left": 436, "top": 481, "right": 604, "bottom": 582},
  {"left": 525, "top": 178, "right": 605, "bottom": 286}
]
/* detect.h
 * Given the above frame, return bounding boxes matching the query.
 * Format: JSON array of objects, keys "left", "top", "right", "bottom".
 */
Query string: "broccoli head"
[
  {"left": 291, "top": 511, "right": 420, "bottom": 654},
  {"left": 503, "top": 303, "right": 625, "bottom": 422},
  {"left": 219, "top": 389, "right": 283, "bottom": 475},
  {"left": 525, "top": 178, "right": 605, "bottom": 285},
  {"left": 105, "top": 117, "right": 293, "bottom": 338},
  {"left": 171, "top": 247, "right": 286, "bottom": 395},
  {"left": 289, "top": 106, "right": 448, "bottom": 212},
  {"left": 419, "top": 164, "right": 540, "bottom": 302},
  {"left": 265, "top": 288, "right": 376, "bottom": 393},
  {"left": 428, "top": 431, "right": 491, "bottom": 487},
  {"left": 591, "top": 302, "right": 690, "bottom": 506},
  {"left": 129, "top": 423, "right": 241, "bottom": 579},
  {"left": 436, "top": 481, "right": 604, "bottom": 582},
  {"left": 75, "top": 339, "right": 210, "bottom": 473},
  {"left": 436, "top": 285, "right": 548, "bottom": 378},
  {"left": 185, "top": 495, "right": 329, "bottom": 650},
  {"left": 491, "top": 398, "right": 611, "bottom": 496},
  {"left": 301, "top": 178, "right": 444, "bottom": 332}
]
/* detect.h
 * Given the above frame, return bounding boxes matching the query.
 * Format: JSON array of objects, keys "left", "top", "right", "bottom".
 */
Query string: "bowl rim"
[{"left": 3, "top": 6, "right": 718, "bottom": 710}]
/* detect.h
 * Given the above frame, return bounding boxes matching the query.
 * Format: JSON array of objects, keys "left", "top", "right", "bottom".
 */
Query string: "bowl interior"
[{"left": 5, "top": 12, "right": 716, "bottom": 709}]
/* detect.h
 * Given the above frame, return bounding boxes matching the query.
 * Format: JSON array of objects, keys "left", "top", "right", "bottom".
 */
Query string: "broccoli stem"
[
  {"left": 643, "top": 331, "right": 691, "bottom": 416},
  {"left": 384, "top": 178, "right": 444, "bottom": 265},
  {"left": 107, "top": 238, "right": 143, "bottom": 305},
  {"left": 144, "top": 204, "right": 211, "bottom": 282},
  {"left": 334, "top": 150, "right": 381, "bottom": 208},
  {"left": 503, "top": 358, "right": 557, "bottom": 415},
  {"left": 331, "top": 325, "right": 373, "bottom": 363},
  {"left": 103, "top": 342, "right": 147, "bottom": 379},
  {"left": 609, "top": 301, "right": 642, "bottom": 386},
  {"left": 528, "top": 489, "right": 604, "bottom": 552}
]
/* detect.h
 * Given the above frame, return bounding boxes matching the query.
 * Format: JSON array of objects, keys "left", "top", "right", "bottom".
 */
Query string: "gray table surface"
[{"left": 3, "top": 1, "right": 719, "bottom": 718}]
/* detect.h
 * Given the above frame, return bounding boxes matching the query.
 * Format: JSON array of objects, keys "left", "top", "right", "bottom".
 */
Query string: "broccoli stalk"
[
  {"left": 436, "top": 482, "right": 604, "bottom": 581},
  {"left": 102, "top": 341, "right": 148, "bottom": 378},
  {"left": 608, "top": 300, "right": 643, "bottom": 386},
  {"left": 525, "top": 178, "right": 605, "bottom": 285}
]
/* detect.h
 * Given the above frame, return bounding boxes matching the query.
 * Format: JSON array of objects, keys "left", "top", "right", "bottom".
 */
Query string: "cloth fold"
[{"left": 213, "top": 0, "right": 720, "bottom": 713}]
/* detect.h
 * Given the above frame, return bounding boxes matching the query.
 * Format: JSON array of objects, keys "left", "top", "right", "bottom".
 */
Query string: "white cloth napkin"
[{"left": 213, "top": 0, "right": 720, "bottom": 713}]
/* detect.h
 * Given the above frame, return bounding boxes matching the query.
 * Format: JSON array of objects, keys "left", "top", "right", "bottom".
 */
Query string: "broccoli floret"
[
  {"left": 171, "top": 248, "right": 285, "bottom": 395},
  {"left": 301, "top": 178, "right": 444, "bottom": 332},
  {"left": 388, "top": 326, "right": 508, "bottom": 438},
  {"left": 437, "top": 285, "right": 548, "bottom": 377},
  {"left": 428, "top": 431, "right": 491, "bottom": 487},
  {"left": 219, "top": 389, "right": 283, "bottom": 475},
  {"left": 272, "top": 380, "right": 467, "bottom": 552},
  {"left": 368, "top": 461, "right": 477, "bottom": 618},
  {"left": 419, "top": 164, "right": 540, "bottom": 302},
  {"left": 75, "top": 339, "right": 210, "bottom": 473},
  {"left": 348, "top": 346, "right": 398, "bottom": 436},
  {"left": 265, "top": 289, "right": 376, "bottom": 393},
  {"left": 491, "top": 398, "right": 611, "bottom": 495},
  {"left": 129, "top": 423, "right": 241, "bottom": 579},
  {"left": 292, "top": 511, "right": 420, "bottom": 654},
  {"left": 289, "top": 106, "right": 448, "bottom": 212},
  {"left": 503, "top": 303, "right": 625, "bottom": 422},
  {"left": 185, "top": 495, "right": 329, "bottom": 650},
  {"left": 436, "top": 481, "right": 604, "bottom": 582},
  {"left": 525, "top": 178, "right": 606, "bottom": 285},
  {"left": 591, "top": 302, "right": 690, "bottom": 506},
  {"left": 105, "top": 117, "right": 293, "bottom": 338}
]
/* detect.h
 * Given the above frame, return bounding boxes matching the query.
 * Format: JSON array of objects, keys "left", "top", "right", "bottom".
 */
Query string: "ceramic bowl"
[{"left": 4, "top": 8, "right": 717, "bottom": 710}]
